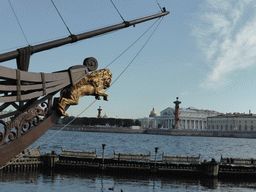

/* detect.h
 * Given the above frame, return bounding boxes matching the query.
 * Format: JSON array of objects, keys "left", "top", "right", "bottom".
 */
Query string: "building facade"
[
  {"left": 138, "top": 98, "right": 219, "bottom": 130},
  {"left": 207, "top": 113, "right": 256, "bottom": 131}
]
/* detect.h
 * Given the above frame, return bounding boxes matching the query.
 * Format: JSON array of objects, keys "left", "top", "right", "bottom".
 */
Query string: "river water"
[{"left": 1, "top": 129, "right": 256, "bottom": 191}]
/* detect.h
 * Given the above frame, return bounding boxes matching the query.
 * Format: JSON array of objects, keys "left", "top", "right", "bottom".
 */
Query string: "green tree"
[{"left": 134, "top": 119, "right": 141, "bottom": 126}]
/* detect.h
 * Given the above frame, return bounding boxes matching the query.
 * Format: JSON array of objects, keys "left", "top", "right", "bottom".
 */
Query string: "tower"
[
  {"left": 173, "top": 97, "right": 181, "bottom": 128},
  {"left": 97, "top": 106, "right": 102, "bottom": 118}
]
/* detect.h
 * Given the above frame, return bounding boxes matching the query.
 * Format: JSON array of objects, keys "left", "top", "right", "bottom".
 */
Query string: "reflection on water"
[
  {"left": 2, "top": 171, "right": 255, "bottom": 192},
  {"left": 0, "top": 171, "right": 221, "bottom": 192},
  {"left": 1, "top": 130, "right": 256, "bottom": 191}
]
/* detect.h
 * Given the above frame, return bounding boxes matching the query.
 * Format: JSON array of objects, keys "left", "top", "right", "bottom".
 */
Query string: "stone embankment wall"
[
  {"left": 53, "top": 125, "right": 256, "bottom": 138},
  {"left": 52, "top": 124, "right": 144, "bottom": 134},
  {"left": 145, "top": 129, "right": 256, "bottom": 138}
]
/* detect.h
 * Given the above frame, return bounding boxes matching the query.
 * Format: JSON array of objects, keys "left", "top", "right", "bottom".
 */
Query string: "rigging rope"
[
  {"left": 35, "top": 100, "right": 97, "bottom": 149},
  {"left": 155, "top": 0, "right": 164, "bottom": 12},
  {"left": 109, "top": 0, "right": 126, "bottom": 22},
  {"left": 109, "top": 17, "right": 164, "bottom": 87},
  {"left": 34, "top": 16, "right": 165, "bottom": 149},
  {"left": 104, "top": 17, "right": 160, "bottom": 69},
  {"left": 7, "top": 0, "right": 29, "bottom": 45},
  {"left": 50, "top": 0, "right": 73, "bottom": 36}
]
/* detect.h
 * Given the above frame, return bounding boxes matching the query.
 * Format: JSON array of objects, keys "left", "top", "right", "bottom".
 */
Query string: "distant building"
[
  {"left": 207, "top": 112, "right": 256, "bottom": 131},
  {"left": 177, "top": 107, "right": 218, "bottom": 130},
  {"left": 103, "top": 111, "right": 108, "bottom": 118},
  {"left": 138, "top": 98, "right": 219, "bottom": 130}
]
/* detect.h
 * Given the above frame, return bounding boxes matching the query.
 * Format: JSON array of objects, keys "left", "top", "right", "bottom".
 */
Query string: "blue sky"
[{"left": 1, "top": 0, "right": 256, "bottom": 119}]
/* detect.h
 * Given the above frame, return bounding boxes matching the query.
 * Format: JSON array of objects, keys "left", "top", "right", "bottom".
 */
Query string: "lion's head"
[{"left": 78, "top": 69, "right": 112, "bottom": 89}]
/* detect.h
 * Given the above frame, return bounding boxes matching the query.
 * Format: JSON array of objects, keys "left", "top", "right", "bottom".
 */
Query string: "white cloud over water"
[{"left": 194, "top": 0, "right": 256, "bottom": 88}]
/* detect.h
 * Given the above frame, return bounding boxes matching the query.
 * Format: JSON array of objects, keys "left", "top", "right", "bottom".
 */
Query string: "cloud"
[{"left": 194, "top": 0, "right": 256, "bottom": 88}]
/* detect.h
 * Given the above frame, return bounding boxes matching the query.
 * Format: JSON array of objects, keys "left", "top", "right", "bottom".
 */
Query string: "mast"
[{"left": 0, "top": 11, "right": 169, "bottom": 64}]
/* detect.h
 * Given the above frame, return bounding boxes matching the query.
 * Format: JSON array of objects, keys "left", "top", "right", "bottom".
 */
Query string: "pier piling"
[
  {"left": 154, "top": 147, "right": 159, "bottom": 171},
  {"left": 202, "top": 158, "right": 219, "bottom": 177}
]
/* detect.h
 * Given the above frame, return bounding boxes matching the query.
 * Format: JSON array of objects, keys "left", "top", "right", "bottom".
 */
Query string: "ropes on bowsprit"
[
  {"left": 104, "top": 17, "right": 161, "bottom": 69},
  {"left": 8, "top": 0, "right": 29, "bottom": 45},
  {"left": 50, "top": 0, "right": 73, "bottom": 36},
  {"left": 109, "top": 0, "right": 126, "bottom": 22},
  {"left": 34, "top": 15, "right": 165, "bottom": 149},
  {"left": 155, "top": 0, "right": 164, "bottom": 12},
  {"left": 109, "top": 17, "right": 164, "bottom": 87}
]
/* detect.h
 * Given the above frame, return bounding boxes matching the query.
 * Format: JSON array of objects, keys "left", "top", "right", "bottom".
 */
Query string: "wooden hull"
[{"left": 0, "top": 110, "right": 61, "bottom": 168}]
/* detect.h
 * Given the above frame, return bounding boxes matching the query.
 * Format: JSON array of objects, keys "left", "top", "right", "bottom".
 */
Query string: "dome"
[
  {"left": 149, "top": 108, "right": 157, "bottom": 117},
  {"left": 103, "top": 111, "right": 108, "bottom": 118}
]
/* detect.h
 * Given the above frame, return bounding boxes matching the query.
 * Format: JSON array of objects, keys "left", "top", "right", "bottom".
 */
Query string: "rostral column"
[{"left": 173, "top": 97, "right": 181, "bottom": 129}]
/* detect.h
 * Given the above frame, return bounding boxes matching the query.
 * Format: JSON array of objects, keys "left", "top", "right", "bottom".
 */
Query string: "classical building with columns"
[
  {"left": 207, "top": 112, "right": 256, "bottom": 131},
  {"left": 138, "top": 98, "right": 219, "bottom": 130}
]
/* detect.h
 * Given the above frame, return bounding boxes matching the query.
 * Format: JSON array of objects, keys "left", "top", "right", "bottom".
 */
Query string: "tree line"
[{"left": 59, "top": 117, "right": 141, "bottom": 127}]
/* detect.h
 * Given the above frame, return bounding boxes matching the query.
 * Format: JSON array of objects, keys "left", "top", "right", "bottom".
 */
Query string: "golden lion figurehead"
[
  {"left": 58, "top": 68, "right": 112, "bottom": 116},
  {"left": 77, "top": 68, "right": 112, "bottom": 89}
]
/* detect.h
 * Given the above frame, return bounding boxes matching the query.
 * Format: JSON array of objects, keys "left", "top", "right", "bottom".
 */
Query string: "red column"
[
  {"left": 173, "top": 97, "right": 181, "bottom": 126},
  {"left": 97, "top": 106, "right": 102, "bottom": 118}
]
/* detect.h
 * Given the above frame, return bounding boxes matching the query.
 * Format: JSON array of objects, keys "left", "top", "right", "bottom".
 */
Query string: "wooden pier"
[{"left": 1, "top": 148, "right": 256, "bottom": 179}]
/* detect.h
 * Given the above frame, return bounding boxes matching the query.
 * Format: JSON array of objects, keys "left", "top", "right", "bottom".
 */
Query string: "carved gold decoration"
[
  {"left": 58, "top": 69, "right": 112, "bottom": 116},
  {"left": 0, "top": 105, "right": 47, "bottom": 146}
]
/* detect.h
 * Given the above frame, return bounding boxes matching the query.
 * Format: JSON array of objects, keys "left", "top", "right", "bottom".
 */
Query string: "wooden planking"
[
  {"left": 69, "top": 66, "right": 88, "bottom": 85},
  {"left": 0, "top": 66, "right": 69, "bottom": 82},
  {"left": 21, "top": 81, "right": 70, "bottom": 101},
  {"left": 0, "top": 66, "right": 16, "bottom": 80},
  {"left": 0, "top": 79, "right": 69, "bottom": 92},
  {"left": 0, "top": 80, "right": 70, "bottom": 102},
  {"left": 0, "top": 65, "right": 88, "bottom": 103},
  {"left": 0, "top": 66, "right": 87, "bottom": 82},
  {"left": 20, "top": 70, "right": 69, "bottom": 82}
]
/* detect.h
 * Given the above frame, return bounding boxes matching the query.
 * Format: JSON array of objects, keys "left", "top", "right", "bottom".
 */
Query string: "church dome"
[
  {"left": 103, "top": 111, "right": 108, "bottom": 118},
  {"left": 149, "top": 108, "right": 157, "bottom": 117}
]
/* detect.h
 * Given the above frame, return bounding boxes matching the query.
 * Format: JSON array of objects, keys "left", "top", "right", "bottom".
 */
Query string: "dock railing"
[
  {"left": 162, "top": 152, "right": 201, "bottom": 164},
  {"left": 113, "top": 150, "right": 151, "bottom": 162},
  {"left": 60, "top": 148, "right": 97, "bottom": 158},
  {"left": 220, "top": 155, "right": 256, "bottom": 165},
  {"left": 16, "top": 149, "right": 41, "bottom": 158}
]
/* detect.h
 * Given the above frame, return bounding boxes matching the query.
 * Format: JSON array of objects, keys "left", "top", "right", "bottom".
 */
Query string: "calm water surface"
[{"left": 1, "top": 129, "right": 256, "bottom": 191}]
